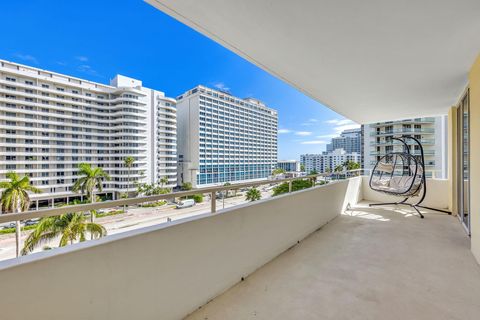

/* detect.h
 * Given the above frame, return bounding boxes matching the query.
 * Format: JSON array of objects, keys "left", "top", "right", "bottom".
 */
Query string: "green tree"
[
  {"left": 245, "top": 187, "right": 261, "bottom": 202},
  {"left": 159, "top": 176, "right": 169, "bottom": 188},
  {"left": 191, "top": 194, "right": 203, "bottom": 203},
  {"left": 124, "top": 156, "right": 135, "bottom": 197},
  {"left": 272, "top": 179, "right": 314, "bottom": 196},
  {"left": 223, "top": 182, "right": 233, "bottom": 197},
  {"left": 72, "top": 163, "right": 110, "bottom": 224},
  {"left": 272, "top": 168, "right": 286, "bottom": 176},
  {"left": 343, "top": 160, "right": 361, "bottom": 173},
  {"left": 181, "top": 182, "right": 193, "bottom": 191},
  {"left": 334, "top": 164, "right": 344, "bottom": 172},
  {"left": 0, "top": 172, "right": 42, "bottom": 257},
  {"left": 309, "top": 169, "right": 318, "bottom": 184},
  {"left": 22, "top": 212, "right": 106, "bottom": 255},
  {"left": 300, "top": 164, "right": 305, "bottom": 172}
]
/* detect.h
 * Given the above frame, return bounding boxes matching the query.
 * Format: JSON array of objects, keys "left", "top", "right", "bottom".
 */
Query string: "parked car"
[
  {"left": 176, "top": 199, "right": 195, "bottom": 209},
  {"left": 24, "top": 219, "right": 39, "bottom": 226},
  {"left": 1, "top": 222, "right": 16, "bottom": 230}
]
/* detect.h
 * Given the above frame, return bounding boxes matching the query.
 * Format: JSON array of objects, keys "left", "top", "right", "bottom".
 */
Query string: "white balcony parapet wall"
[
  {"left": 0, "top": 179, "right": 354, "bottom": 320},
  {"left": 361, "top": 176, "right": 450, "bottom": 210}
]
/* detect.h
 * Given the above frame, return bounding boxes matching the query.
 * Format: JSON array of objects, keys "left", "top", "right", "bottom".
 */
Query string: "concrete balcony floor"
[{"left": 186, "top": 202, "right": 480, "bottom": 320}]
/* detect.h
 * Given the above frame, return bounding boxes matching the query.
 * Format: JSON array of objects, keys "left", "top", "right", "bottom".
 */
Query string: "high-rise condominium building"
[
  {"left": 300, "top": 149, "right": 361, "bottom": 174},
  {"left": 326, "top": 128, "right": 362, "bottom": 155},
  {"left": 363, "top": 116, "right": 448, "bottom": 178},
  {"left": 277, "top": 160, "right": 301, "bottom": 172},
  {"left": 0, "top": 60, "right": 176, "bottom": 208},
  {"left": 176, "top": 85, "right": 278, "bottom": 187}
]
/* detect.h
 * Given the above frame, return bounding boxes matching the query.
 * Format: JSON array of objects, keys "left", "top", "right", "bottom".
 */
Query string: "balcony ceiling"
[{"left": 146, "top": 0, "right": 480, "bottom": 123}]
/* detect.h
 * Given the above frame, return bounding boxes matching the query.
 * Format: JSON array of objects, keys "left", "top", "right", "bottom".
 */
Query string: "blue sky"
[{"left": 0, "top": 0, "right": 358, "bottom": 160}]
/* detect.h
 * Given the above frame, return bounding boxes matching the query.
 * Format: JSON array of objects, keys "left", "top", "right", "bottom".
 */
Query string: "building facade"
[
  {"left": 300, "top": 149, "right": 361, "bottom": 173},
  {"left": 363, "top": 116, "right": 448, "bottom": 178},
  {"left": 0, "top": 60, "right": 176, "bottom": 208},
  {"left": 277, "top": 160, "right": 300, "bottom": 172},
  {"left": 326, "top": 128, "right": 362, "bottom": 154},
  {"left": 176, "top": 85, "right": 278, "bottom": 187}
]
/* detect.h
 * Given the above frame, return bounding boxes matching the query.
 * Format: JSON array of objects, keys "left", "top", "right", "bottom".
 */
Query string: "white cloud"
[
  {"left": 213, "top": 82, "right": 230, "bottom": 92},
  {"left": 316, "top": 134, "right": 338, "bottom": 139},
  {"left": 295, "top": 131, "right": 312, "bottom": 136},
  {"left": 301, "top": 140, "right": 327, "bottom": 145},
  {"left": 76, "top": 56, "right": 89, "bottom": 62},
  {"left": 334, "top": 124, "right": 361, "bottom": 133},
  {"left": 77, "top": 64, "right": 101, "bottom": 77},
  {"left": 278, "top": 129, "right": 291, "bottom": 134},
  {"left": 14, "top": 53, "right": 38, "bottom": 64},
  {"left": 325, "top": 118, "right": 356, "bottom": 126},
  {"left": 301, "top": 118, "right": 319, "bottom": 126},
  {"left": 324, "top": 118, "right": 360, "bottom": 134}
]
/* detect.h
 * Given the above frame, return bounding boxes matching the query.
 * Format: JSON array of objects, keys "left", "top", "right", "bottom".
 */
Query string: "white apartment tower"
[
  {"left": 363, "top": 116, "right": 448, "bottom": 178},
  {"left": 300, "top": 149, "right": 361, "bottom": 174},
  {"left": 0, "top": 60, "right": 176, "bottom": 208},
  {"left": 176, "top": 85, "right": 278, "bottom": 187}
]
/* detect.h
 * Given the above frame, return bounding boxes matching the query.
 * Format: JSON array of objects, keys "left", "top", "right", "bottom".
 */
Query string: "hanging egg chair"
[{"left": 368, "top": 136, "right": 450, "bottom": 218}]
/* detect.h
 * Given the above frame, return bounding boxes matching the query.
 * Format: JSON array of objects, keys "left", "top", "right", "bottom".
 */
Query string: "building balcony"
[
  {"left": 369, "top": 117, "right": 436, "bottom": 127},
  {"left": 369, "top": 150, "right": 435, "bottom": 156},
  {"left": 369, "top": 128, "right": 435, "bottom": 136},
  {"left": 369, "top": 139, "right": 435, "bottom": 146},
  {"left": 0, "top": 175, "right": 478, "bottom": 319}
]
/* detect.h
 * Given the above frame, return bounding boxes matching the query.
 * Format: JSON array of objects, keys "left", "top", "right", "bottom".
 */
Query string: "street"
[{"left": 0, "top": 189, "right": 274, "bottom": 261}]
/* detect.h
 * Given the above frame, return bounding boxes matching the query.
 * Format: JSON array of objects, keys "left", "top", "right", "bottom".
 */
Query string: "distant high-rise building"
[
  {"left": 363, "top": 116, "right": 448, "bottom": 178},
  {"left": 277, "top": 160, "right": 300, "bottom": 172},
  {"left": 300, "top": 149, "right": 361, "bottom": 173},
  {"left": 0, "top": 59, "right": 176, "bottom": 208},
  {"left": 176, "top": 85, "right": 278, "bottom": 187},
  {"left": 326, "top": 128, "right": 361, "bottom": 154}
]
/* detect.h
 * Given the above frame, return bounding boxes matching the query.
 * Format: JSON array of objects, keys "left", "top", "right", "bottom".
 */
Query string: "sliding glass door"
[{"left": 457, "top": 89, "right": 470, "bottom": 234}]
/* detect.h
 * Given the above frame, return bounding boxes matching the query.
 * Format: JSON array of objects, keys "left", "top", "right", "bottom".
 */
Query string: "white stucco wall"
[
  {"left": 361, "top": 176, "right": 450, "bottom": 210},
  {"left": 0, "top": 180, "right": 353, "bottom": 320}
]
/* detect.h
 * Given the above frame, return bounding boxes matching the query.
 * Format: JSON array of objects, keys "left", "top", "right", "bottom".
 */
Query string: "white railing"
[
  {"left": 0, "top": 170, "right": 363, "bottom": 224},
  {"left": 0, "top": 169, "right": 364, "bottom": 263}
]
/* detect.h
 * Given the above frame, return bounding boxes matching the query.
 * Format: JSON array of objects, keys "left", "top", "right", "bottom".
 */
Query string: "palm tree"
[
  {"left": 22, "top": 212, "right": 106, "bottom": 255},
  {"left": 159, "top": 176, "right": 169, "bottom": 188},
  {"left": 245, "top": 187, "right": 261, "bottom": 202},
  {"left": 72, "top": 163, "right": 110, "bottom": 223},
  {"left": 0, "top": 172, "right": 41, "bottom": 257},
  {"left": 124, "top": 156, "right": 135, "bottom": 198},
  {"left": 309, "top": 169, "right": 318, "bottom": 185}
]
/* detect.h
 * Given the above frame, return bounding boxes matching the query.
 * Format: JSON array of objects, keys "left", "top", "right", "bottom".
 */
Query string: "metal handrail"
[{"left": 0, "top": 170, "right": 364, "bottom": 224}]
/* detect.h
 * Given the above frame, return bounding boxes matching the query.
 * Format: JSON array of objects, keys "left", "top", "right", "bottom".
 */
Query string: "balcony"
[
  {"left": 370, "top": 139, "right": 435, "bottom": 146},
  {"left": 369, "top": 128, "right": 435, "bottom": 136},
  {"left": 187, "top": 204, "right": 479, "bottom": 320},
  {"left": 0, "top": 174, "right": 478, "bottom": 319},
  {"left": 369, "top": 117, "right": 436, "bottom": 127},
  {"left": 369, "top": 150, "right": 435, "bottom": 156}
]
